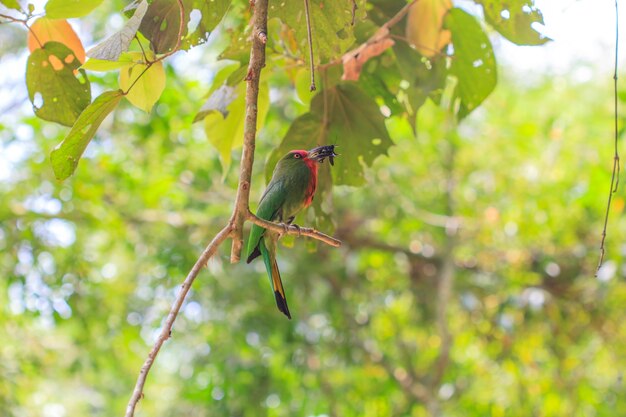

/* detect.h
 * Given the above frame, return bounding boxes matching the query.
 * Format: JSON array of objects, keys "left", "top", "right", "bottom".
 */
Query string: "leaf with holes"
[
  {"left": 50, "top": 90, "right": 123, "bottom": 180},
  {"left": 138, "top": 0, "right": 229, "bottom": 54},
  {"left": 204, "top": 78, "right": 269, "bottom": 174},
  {"left": 87, "top": 0, "right": 148, "bottom": 61},
  {"left": 26, "top": 41, "right": 91, "bottom": 127},
  {"left": 118, "top": 52, "right": 166, "bottom": 113},
  {"left": 475, "top": 0, "right": 549, "bottom": 45},
  {"left": 45, "top": 0, "right": 104, "bottom": 18},
  {"left": 28, "top": 18, "right": 86, "bottom": 63},
  {"left": 274, "top": 0, "right": 361, "bottom": 64},
  {"left": 180, "top": 0, "right": 230, "bottom": 50},
  {"left": 445, "top": 8, "right": 497, "bottom": 119}
]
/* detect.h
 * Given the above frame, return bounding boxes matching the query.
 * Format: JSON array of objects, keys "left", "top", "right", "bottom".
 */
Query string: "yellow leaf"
[
  {"left": 405, "top": 0, "right": 452, "bottom": 58},
  {"left": 28, "top": 18, "right": 86, "bottom": 64},
  {"left": 118, "top": 52, "right": 165, "bottom": 113}
]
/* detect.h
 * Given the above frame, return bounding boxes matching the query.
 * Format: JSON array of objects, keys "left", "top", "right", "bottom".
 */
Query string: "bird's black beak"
[{"left": 308, "top": 145, "right": 338, "bottom": 165}]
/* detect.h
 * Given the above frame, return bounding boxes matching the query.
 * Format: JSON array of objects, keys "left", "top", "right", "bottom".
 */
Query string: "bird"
[{"left": 246, "top": 145, "right": 337, "bottom": 319}]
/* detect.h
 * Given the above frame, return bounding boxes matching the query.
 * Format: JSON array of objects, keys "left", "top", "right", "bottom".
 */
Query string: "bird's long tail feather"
[{"left": 260, "top": 239, "right": 291, "bottom": 319}]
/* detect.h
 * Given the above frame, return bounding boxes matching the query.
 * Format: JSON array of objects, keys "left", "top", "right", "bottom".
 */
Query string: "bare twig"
[
  {"left": 230, "top": 0, "right": 269, "bottom": 263},
  {"left": 246, "top": 211, "right": 341, "bottom": 247},
  {"left": 596, "top": 0, "right": 620, "bottom": 275},
  {"left": 303, "top": 0, "right": 316, "bottom": 91},
  {"left": 350, "top": 0, "right": 357, "bottom": 26},
  {"left": 124, "top": 225, "right": 232, "bottom": 417}
]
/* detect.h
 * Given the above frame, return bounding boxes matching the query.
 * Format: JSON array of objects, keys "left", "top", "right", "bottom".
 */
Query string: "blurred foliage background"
[{"left": 1, "top": 0, "right": 626, "bottom": 416}]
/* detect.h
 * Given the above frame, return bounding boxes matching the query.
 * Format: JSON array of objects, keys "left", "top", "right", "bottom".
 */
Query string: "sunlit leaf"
[
  {"left": 0, "top": 0, "right": 22, "bottom": 10},
  {"left": 445, "top": 8, "right": 497, "bottom": 119},
  {"left": 81, "top": 53, "right": 135, "bottom": 72},
  {"left": 405, "top": 0, "right": 452, "bottom": 58},
  {"left": 50, "top": 90, "right": 123, "bottom": 180},
  {"left": 45, "top": 0, "right": 104, "bottom": 19},
  {"left": 118, "top": 52, "right": 166, "bottom": 113},
  {"left": 26, "top": 41, "right": 91, "bottom": 127},
  {"left": 204, "top": 78, "right": 269, "bottom": 174},
  {"left": 28, "top": 17, "right": 86, "bottom": 63},
  {"left": 86, "top": 0, "right": 148, "bottom": 61},
  {"left": 180, "top": 0, "right": 230, "bottom": 50},
  {"left": 475, "top": 0, "right": 549, "bottom": 45}
]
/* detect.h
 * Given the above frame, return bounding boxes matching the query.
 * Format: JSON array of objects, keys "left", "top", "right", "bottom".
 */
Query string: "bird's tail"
[{"left": 260, "top": 239, "right": 291, "bottom": 319}]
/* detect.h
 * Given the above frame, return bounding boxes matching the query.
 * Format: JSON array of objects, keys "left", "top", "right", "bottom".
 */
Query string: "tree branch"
[
  {"left": 246, "top": 211, "right": 341, "bottom": 247},
  {"left": 230, "top": 0, "right": 269, "bottom": 263},
  {"left": 124, "top": 224, "right": 232, "bottom": 417}
]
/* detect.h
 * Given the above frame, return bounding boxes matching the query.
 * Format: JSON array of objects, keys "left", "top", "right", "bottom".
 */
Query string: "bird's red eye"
[{"left": 294, "top": 153, "right": 301, "bottom": 159}]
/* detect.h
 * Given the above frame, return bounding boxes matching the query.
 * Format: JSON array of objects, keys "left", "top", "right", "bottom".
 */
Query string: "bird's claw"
[{"left": 292, "top": 224, "right": 302, "bottom": 236}]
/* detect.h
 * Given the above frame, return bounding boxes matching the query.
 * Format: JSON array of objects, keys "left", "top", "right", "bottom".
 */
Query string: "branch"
[
  {"left": 230, "top": 0, "right": 269, "bottom": 263},
  {"left": 596, "top": 0, "right": 620, "bottom": 275},
  {"left": 246, "top": 211, "right": 341, "bottom": 247},
  {"left": 124, "top": 225, "right": 232, "bottom": 417}
]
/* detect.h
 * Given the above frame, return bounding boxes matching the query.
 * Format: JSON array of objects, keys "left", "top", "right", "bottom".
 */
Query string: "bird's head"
[{"left": 284, "top": 145, "right": 338, "bottom": 165}]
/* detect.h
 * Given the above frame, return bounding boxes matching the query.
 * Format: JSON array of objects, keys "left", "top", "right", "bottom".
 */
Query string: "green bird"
[{"left": 246, "top": 145, "right": 338, "bottom": 319}]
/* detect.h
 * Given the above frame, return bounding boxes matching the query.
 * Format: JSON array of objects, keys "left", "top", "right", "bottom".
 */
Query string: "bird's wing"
[{"left": 246, "top": 180, "right": 286, "bottom": 263}]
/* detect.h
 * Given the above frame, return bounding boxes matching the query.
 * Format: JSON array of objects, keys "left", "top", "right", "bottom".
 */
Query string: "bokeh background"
[{"left": 1, "top": 0, "right": 626, "bottom": 416}]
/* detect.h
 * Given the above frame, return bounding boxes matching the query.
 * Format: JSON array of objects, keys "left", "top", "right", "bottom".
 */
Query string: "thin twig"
[
  {"left": 124, "top": 225, "right": 232, "bottom": 417},
  {"left": 596, "top": 0, "right": 620, "bottom": 275},
  {"left": 246, "top": 211, "right": 341, "bottom": 247},
  {"left": 230, "top": 0, "right": 270, "bottom": 263},
  {"left": 0, "top": 12, "right": 44, "bottom": 48},
  {"left": 350, "top": 0, "right": 357, "bottom": 26},
  {"left": 303, "top": 0, "right": 316, "bottom": 91}
]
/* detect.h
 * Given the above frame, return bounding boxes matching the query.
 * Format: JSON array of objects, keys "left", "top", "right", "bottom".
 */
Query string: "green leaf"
[
  {"left": 475, "top": 0, "right": 549, "bottom": 46},
  {"left": 274, "top": 0, "right": 358, "bottom": 64},
  {"left": 180, "top": 0, "right": 230, "bottom": 50},
  {"left": 0, "top": 0, "right": 22, "bottom": 10},
  {"left": 26, "top": 41, "right": 91, "bottom": 127},
  {"left": 139, "top": 0, "right": 228, "bottom": 54},
  {"left": 270, "top": 83, "right": 393, "bottom": 187},
  {"left": 86, "top": 0, "right": 148, "bottom": 61},
  {"left": 50, "top": 90, "right": 123, "bottom": 180},
  {"left": 204, "top": 78, "right": 269, "bottom": 174},
  {"left": 81, "top": 53, "right": 135, "bottom": 71},
  {"left": 445, "top": 8, "right": 497, "bottom": 119},
  {"left": 118, "top": 52, "right": 166, "bottom": 113},
  {"left": 45, "top": 0, "right": 104, "bottom": 18},
  {"left": 313, "top": 83, "right": 393, "bottom": 186}
]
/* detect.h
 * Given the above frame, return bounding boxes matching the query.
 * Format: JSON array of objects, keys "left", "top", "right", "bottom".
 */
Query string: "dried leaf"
[{"left": 342, "top": 27, "right": 394, "bottom": 81}]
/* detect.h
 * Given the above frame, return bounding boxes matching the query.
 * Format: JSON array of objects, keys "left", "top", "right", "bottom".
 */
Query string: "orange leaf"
[
  {"left": 405, "top": 0, "right": 452, "bottom": 58},
  {"left": 28, "top": 17, "right": 85, "bottom": 64},
  {"left": 342, "top": 27, "right": 395, "bottom": 82}
]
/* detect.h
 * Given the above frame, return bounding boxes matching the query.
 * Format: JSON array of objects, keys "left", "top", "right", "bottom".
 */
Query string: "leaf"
[
  {"left": 81, "top": 53, "right": 135, "bottom": 72},
  {"left": 28, "top": 18, "right": 86, "bottom": 63},
  {"left": 45, "top": 0, "right": 104, "bottom": 19},
  {"left": 118, "top": 52, "right": 166, "bottom": 113},
  {"left": 342, "top": 27, "right": 395, "bottom": 81},
  {"left": 180, "top": 0, "right": 230, "bottom": 50},
  {"left": 138, "top": 0, "right": 228, "bottom": 54},
  {"left": 0, "top": 0, "right": 22, "bottom": 10},
  {"left": 26, "top": 41, "right": 91, "bottom": 127},
  {"left": 475, "top": 0, "right": 549, "bottom": 46},
  {"left": 274, "top": 0, "right": 358, "bottom": 64},
  {"left": 50, "top": 90, "right": 123, "bottom": 180},
  {"left": 270, "top": 83, "right": 393, "bottom": 187},
  {"left": 405, "top": 0, "right": 452, "bottom": 58},
  {"left": 86, "top": 0, "right": 148, "bottom": 61},
  {"left": 204, "top": 78, "right": 269, "bottom": 174},
  {"left": 445, "top": 8, "right": 497, "bottom": 119},
  {"left": 193, "top": 84, "right": 238, "bottom": 122}
]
